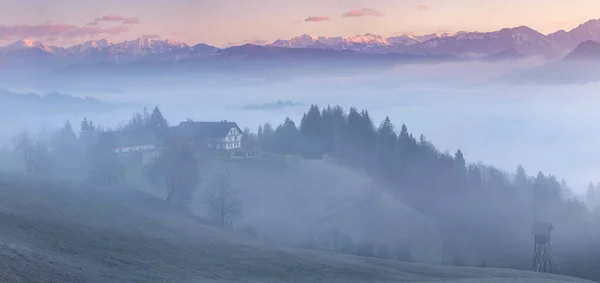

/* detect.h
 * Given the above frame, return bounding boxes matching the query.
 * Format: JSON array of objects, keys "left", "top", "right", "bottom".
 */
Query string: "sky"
[{"left": 1, "top": 0, "right": 599, "bottom": 47}]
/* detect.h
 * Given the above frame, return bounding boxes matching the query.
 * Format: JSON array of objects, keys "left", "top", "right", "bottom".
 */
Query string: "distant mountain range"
[
  {"left": 3, "top": 18, "right": 600, "bottom": 84},
  {"left": 270, "top": 19, "right": 600, "bottom": 58},
  {"left": 269, "top": 32, "right": 457, "bottom": 54},
  {"left": 2, "top": 18, "right": 600, "bottom": 67},
  {"left": 0, "top": 37, "right": 218, "bottom": 67}
]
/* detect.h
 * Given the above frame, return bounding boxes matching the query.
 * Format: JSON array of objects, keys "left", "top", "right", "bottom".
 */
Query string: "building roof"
[
  {"left": 106, "top": 129, "right": 159, "bottom": 148},
  {"left": 169, "top": 121, "right": 242, "bottom": 140}
]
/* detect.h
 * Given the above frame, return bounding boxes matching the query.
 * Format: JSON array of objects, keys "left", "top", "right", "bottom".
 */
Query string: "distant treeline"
[
  {"left": 0, "top": 88, "right": 124, "bottom": 115},
  {"left": 242, "top": 100, "right": 302, "bottom": 111}
]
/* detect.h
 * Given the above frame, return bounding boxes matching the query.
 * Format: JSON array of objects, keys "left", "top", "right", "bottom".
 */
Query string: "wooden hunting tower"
[{"left": 531, "top": 221, "right": 558, "bottom": 273}]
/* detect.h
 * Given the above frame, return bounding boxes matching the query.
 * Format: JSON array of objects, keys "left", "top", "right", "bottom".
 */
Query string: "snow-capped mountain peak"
[
  {"left": 83, "top": 39, "right": 112, "bottom": 48},
  {"left": 107, "top": 38, "right": 190, "bottom": 55},
  {"left": 343, "top": 34, "right": 389, "bottom": 45},
  {"left": 269, "top": 33, "right": 405, "bottom": 53},
  {"left": 386, "top": 35, "right": 419, "bottom": 46},
  {"left": 66, "top": 39, "right": 113, "bottom": 54},
  {"left": 16, "top": 38, "right": 38, "bottom": 48},
  {"left": 4, "top": 38, "right": 54, "bottom": 53},
  {"left": 271, "top": 33, "right": 413, "bottom": 50},
  {"left": 269, "top": 32, "right": 463, "bottom": 52},
  {"left": 164, "top": 38, "right": 186, "bottom": 47},
  {"left": 271, "top": 34, "right": 320, "bottom": 48},
  {"left": 413, "top": 33, "right": 442, "bottom": 42}
]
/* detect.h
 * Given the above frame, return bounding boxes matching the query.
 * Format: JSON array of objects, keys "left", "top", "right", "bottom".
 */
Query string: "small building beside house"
[{"left": 109, "top": 130, "right": 162, "bottom": 166}]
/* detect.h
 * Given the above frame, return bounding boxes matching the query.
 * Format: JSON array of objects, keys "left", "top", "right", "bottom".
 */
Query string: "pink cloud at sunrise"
[
  {"left": 0, "top": 23, "right": 129, "bottom": 41},
  {"left": 341, "top": 8, "right": 383, "bottom": 18},
  {"left": 304, "top": 16, "right": 331, "bottom": 23},
  {"left": 0, "top": 0, "right": 599, "bottom": 47}
]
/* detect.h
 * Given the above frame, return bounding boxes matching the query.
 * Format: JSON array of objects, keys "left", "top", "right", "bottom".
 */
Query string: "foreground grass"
[{"left": 0, "top": 172, "right": 593, "bottom": 283}]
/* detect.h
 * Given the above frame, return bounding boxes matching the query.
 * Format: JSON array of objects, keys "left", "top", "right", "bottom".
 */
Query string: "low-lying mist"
[
  {"left": 3, "top": 57, "right": 600, "bottom": 281},
  {"left": 5, "top": 59, "right": 594, "bottom": 192}
]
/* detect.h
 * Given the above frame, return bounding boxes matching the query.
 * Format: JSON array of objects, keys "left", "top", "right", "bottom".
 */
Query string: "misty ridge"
[
  {"left": 243, "top": 100, "right": 303, "bottom": 111},
  {"left": 0, "top": 88, "right": 120, "bottom": 113},
  {"left": 0, "top": 88, "right": 135, "bottom": 141}
]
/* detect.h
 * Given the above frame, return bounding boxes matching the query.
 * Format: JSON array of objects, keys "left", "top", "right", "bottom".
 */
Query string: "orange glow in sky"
[{"left": 1, "top": 0, "right": 599, "bottom": 46}]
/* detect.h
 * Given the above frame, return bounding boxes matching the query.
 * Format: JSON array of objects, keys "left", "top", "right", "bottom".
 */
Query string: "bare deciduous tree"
[
  {"left": 13, "top": 130, "right": 51, "bottom": 174},
  {"left": 146, "top": 141, "right": 199, "bottom": 203},
  {"left": 203, "top": 168, "right": 243, "bottom": 227},
  {"left": 13, "top": 130, "right": 35, "bottom": 173}
]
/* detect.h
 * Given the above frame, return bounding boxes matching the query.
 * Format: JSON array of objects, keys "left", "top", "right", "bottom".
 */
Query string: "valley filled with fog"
[{"left": 3, "top": 58, "right": 599, "bottom": 193}]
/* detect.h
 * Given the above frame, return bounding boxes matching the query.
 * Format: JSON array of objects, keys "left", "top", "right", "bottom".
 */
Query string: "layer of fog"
[
  {"left": 183, "top": 158, "right": 444, "bottom": 264},
  {"left": 3, "top": 57, "right": 600, "bottom": 193},
  {"left": 0, "top": 173, "right": 589, "bottom": 282}
]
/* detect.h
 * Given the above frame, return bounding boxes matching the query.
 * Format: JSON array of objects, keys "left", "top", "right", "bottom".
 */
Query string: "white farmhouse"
[{"left": 169, "top": 121, "right": 243, "bottom": 152}]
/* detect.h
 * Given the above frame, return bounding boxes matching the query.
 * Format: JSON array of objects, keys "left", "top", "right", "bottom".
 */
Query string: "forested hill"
[{"left": 243, "top": 104, "right": 600, "bottom": 281}]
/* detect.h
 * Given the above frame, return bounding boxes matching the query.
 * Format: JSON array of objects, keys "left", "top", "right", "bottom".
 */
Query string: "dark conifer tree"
[
  {"left": 328, "top": 105, "right": 348, "bottom": 157},
  {"left": 300, "top": 104, "right": 323, "bottom": 139},
  {"left": 454, "top": 150, "right": 465, "bottom": 168},
  {"left": 274, "top": 117, "right": 299, "bottom": 155},
  {"left": 359, "top": 110, "right": 377, "bottom": 150},
  {"left": 148, "top": 106, "right": 169, "bottom": 141},
  {"left": 241, "top": 127, "right": 255, "bottom": 150},
  {"left": 377, "top": 116, "right": 397, "bottom": 175},
  {"left": 79, "top": 117, "right": 97, "bottom": 148}
]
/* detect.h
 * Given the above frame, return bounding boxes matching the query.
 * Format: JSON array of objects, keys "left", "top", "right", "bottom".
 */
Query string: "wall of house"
[
  {"left": 224, "top": 127, "right": 242, "bottom": 150},
  {"left": 207, "top": 127, "right": 243, "bottom": 151},
  {"left": 142, "top": 150, "right": 162, "bottom": 166}
]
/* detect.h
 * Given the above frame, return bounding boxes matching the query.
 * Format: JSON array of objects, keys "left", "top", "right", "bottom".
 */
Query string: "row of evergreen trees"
[
  {"left": 10, "top": 106, "right": 169, "bottom": 185},
  {"left": 245, "top": 104, "right": 575, "bottom": 206},
  {"left": 243, "top": 104, "right": 598, "bottom": 273}
]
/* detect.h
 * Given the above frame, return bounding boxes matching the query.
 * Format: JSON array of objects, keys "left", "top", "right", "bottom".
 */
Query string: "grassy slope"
[
  {"left": 0, "top": 172, "right": 593, "bottom": 283},
  {"left": 192, "top": 157, "right": 444, "bottom": 262}
]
